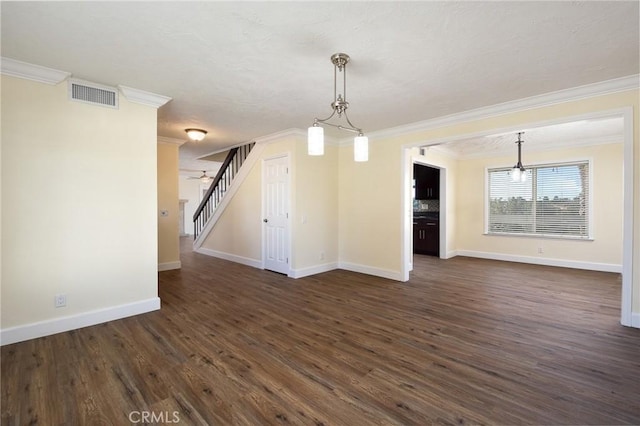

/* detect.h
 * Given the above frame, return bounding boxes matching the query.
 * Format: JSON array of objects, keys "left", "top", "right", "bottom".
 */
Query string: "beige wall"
[
  {"left": 0, "top": 76, "right": 3, "bottom": 315},
  {"left": 157, "top": 142, "right": 180, "bottom": 268},
  {"left": 456, "top": 143, "right": 623, "bottom": 267},
  {"left": 294, "top": 140, "right": 339, "bottom": 269},
  {"left": 201, "top": 142, "right": 266, "bottom": 261},
  {"left": 200, "top": 134, "right": 339, "bottom": 273},
  {"left": 338, "top": 89, "right": 638, "bottom": 314},
  {"left": 338, "top": 139, "right": 402, "bottom": 273},
  {"left": 1, "top": 75, "right": 159, "bottom": 331}
]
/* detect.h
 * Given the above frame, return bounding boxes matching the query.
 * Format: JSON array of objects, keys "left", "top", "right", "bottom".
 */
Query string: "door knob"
[{"left": 263, "top": 219, "right": 268, "bottom": 223}]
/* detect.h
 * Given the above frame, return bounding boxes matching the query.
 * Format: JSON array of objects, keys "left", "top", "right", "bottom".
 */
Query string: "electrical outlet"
[
  {"left": 320, "top": 251, "right": 325, "bottom": 260},
  {"left": 55, "top": 294, "right": 67, "bottom": 308},
  {"left": 537, "top": 247, "right": 543, "bottom": 254}
]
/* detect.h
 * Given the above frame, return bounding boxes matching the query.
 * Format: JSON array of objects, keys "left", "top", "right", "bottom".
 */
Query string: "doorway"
[{"left": 401, "top": 108, "right": 634, "bottom": 327}]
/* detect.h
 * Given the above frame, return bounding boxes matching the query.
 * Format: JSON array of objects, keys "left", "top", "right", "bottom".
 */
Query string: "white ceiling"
[
  {"left": 431, "top": 116, "right": 624, "bottom": 159},
  {"left": 178, "top": 158, "right": 222, "bottom": 179},
  {"left": 2, "top": 1, "right": 638, "bottom": 165}
]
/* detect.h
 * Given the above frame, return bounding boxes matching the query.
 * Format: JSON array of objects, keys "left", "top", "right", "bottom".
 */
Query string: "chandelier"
[
  {"left": 308, "top": 53, "right": 368, "bottom": 162},
  {"left": 511, "top": 132, "right": 527, "bottom": 182}
]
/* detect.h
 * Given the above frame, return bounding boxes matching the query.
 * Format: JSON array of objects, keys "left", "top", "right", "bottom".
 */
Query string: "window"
[{"left": 487, "top": 161, "right": 590, "bottom": 238}]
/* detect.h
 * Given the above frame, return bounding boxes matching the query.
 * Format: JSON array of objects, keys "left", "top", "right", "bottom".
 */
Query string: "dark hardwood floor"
[{"left": 2, "top": 238, "right": 640, "bottom": 425}]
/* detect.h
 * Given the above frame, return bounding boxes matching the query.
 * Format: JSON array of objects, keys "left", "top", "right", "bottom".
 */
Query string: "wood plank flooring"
[{"left": 2, "top": 239, "right": 640, "bottom": 425}]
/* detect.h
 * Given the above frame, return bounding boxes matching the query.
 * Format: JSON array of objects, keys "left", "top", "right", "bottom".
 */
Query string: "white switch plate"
[{"left": 55, "top": 294, "right": 67, "bottom": 308}]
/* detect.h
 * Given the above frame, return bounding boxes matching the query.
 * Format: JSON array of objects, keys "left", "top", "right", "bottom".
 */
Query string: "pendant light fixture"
[
  {"left": 511, "top": 132, "right": 527, "bottom": 182},
  {"left": 308, "top": 53, "right": 368, "bottom": 162}
]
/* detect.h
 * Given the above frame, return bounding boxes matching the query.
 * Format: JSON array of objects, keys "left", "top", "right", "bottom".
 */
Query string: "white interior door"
[{"left": 263, "top": 155, "right": 290, "bottom": 274}]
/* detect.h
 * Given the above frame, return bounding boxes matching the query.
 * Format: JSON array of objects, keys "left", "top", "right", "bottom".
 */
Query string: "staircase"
[{"left": 193, "top": 142, "right": 256, "bottom": 239}]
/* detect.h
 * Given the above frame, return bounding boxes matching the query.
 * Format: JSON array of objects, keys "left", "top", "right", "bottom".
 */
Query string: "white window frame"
[{"left": 484, "top": 158, "right": 593, "bottom": 240}]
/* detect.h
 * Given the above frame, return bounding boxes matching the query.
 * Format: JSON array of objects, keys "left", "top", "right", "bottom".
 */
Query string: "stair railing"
[{"left": 193, "top": 142, "right": 255, "bottom": 238}]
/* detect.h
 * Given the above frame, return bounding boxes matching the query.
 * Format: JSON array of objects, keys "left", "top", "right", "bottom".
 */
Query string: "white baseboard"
[
  {"left": 289, "top": 262, "right": 338, "bottom": 279},
  {"left": 0, "top": 297, "right": 161, "bottom": 346},
  {"left": 195, "top": 247, "right": 262, "bottom": 269},
  {"left": 158, "top": 261, "right": 181, "bottom": 271},
  {"left": 631, "top": 312, "right": 640, "bottom": 329},
  {"left": 338, "top": 261, "right": 403, "bottom": 281},
  {"left": 455, "top": 250, "right": 622, "bottom": 273},
  {"left": 444, "top": 250, "right": 458, "bottom": 259}
]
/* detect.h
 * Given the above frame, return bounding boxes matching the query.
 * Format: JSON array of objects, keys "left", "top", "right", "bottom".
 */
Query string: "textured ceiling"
[
  {"left": 430, "top": 117, "right": 624, "bottom": 159},
  {"left": 2, "top": 1, "right": 638, "bottom": 164}
]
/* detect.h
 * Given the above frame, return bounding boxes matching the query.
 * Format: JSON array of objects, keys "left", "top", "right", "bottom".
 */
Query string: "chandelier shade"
[
  {"left": 354, "top": 135, "right": 369, "bottom": 162},
  {"left": 308, "top": 125, "right": 324, "bottom": 155}
]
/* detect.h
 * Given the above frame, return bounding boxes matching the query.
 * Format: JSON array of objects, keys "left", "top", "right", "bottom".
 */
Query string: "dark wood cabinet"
[
  {"left": 414, "top": 163, "right": 440, "bottom": 256},
  {"left": 414, "top": 164, "right": 439, "bottom": 200},
  {"left": 413, "top": 218, "right": 439, "bottom": 256}
]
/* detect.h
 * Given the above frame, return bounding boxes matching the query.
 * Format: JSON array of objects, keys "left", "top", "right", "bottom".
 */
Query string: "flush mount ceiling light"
[
  {"left": 511, "top": 132, "right": 527, "bottom": 183},
  {"left": 185, "top": 128, "right": 207, "bottom": 142},
  {"left": 308, "top": 53, "right": 368, "bottom": 162}
]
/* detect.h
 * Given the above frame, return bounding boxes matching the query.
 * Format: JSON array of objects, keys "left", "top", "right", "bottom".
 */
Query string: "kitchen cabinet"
[
  {"left": 414, "top": 217, "right": 439, "bottom": 256},
  {"left": 414, "top": 164, "right": 439, "bottom": 200}
]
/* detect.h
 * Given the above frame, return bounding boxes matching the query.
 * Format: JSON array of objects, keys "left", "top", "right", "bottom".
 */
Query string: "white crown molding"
[
  {"left": 195, "top": 128, "right": 310, "bottom": 161},
  {"left": 252, "top": 128, "right": 337, "bottom": 148},
  {"left": 0, "top": 58, "right": 171, "bottom": 108},
  {"left": 335, "top": 133, "right": 360, "bottom": 146},
  {"left": 501, "top": 134, "right": 621, "bottom": 157},
  {"left": 118, "top": 85, "right": 171, "bottom": 108},
  {"left": 440, "top": 134, "right": 623, "bottom": 161},
  {"left": 421, "top": 144, "right": 460, "bottom": 159},
  {"left": 369, "top": 74, "right": 640, "bottom": 141},
  {"left": 254, "top": 128, "right": 306, "bottom": 144},
  {"left": 158, "top": 136, "right": 186, "bottom": 146},
  {"left": 1, "top": 57, "right": 71, "bottom": 85}
]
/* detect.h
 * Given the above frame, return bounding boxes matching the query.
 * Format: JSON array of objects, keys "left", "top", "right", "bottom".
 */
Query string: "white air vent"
[{"left": 68, "top": 79, "right": 118, "bottom": 109}]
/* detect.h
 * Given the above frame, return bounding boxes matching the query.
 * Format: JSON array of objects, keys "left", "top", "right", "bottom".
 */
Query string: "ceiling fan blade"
[{"left": 184, "top": 169, "right": 212, "bottom": 181}]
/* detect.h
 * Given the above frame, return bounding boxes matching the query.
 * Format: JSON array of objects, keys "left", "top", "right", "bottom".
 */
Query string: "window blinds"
[{"left": 488, "top": 161, "right": 590, "bottom": 238}]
